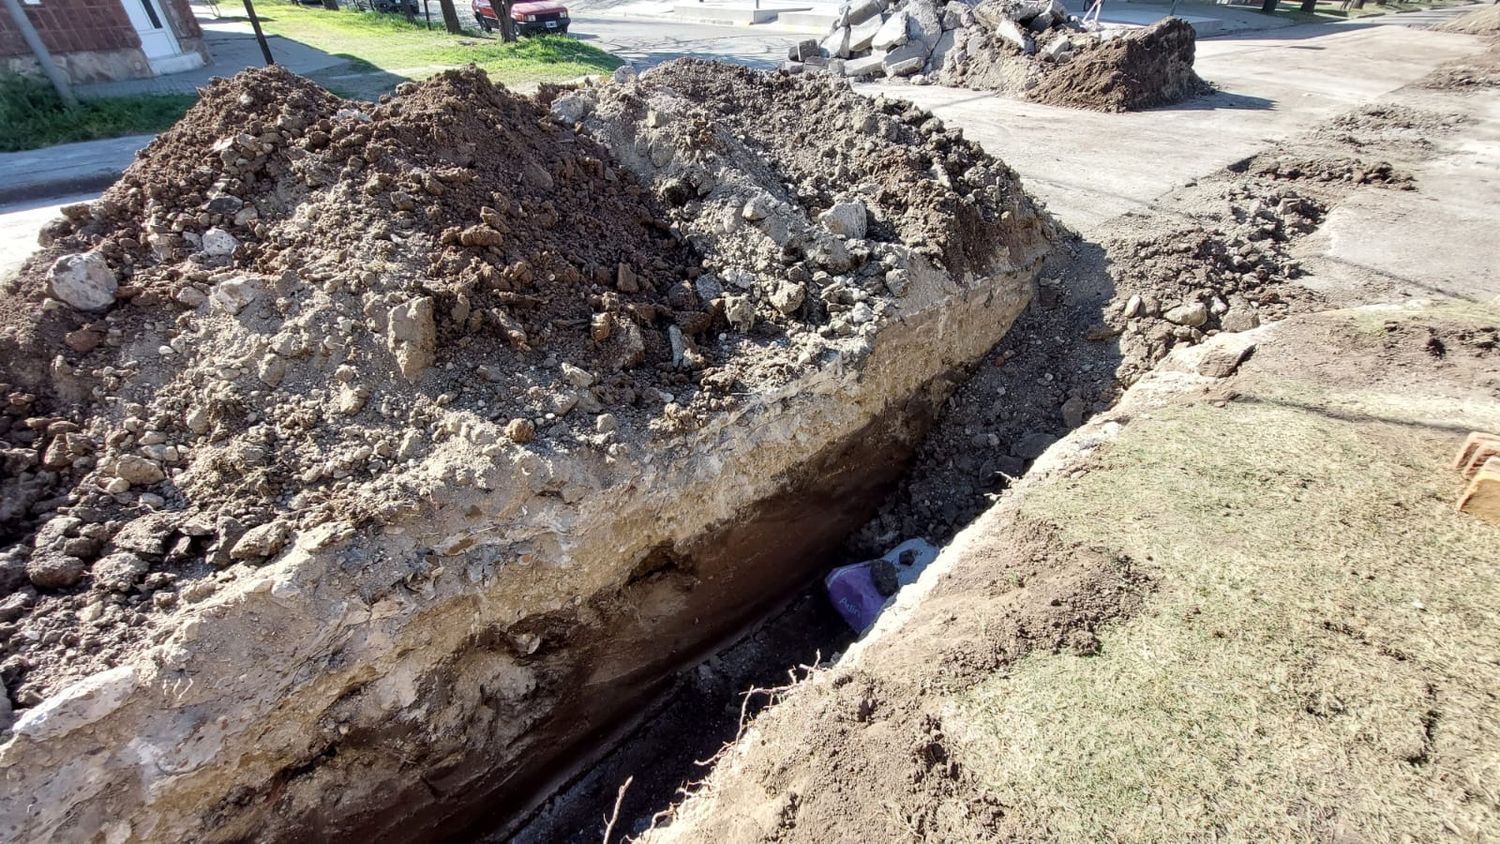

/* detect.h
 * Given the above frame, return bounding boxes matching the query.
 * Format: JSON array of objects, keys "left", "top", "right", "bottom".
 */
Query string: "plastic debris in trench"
[{"left": 824, "top": 538, "right": 939, "bottom": 633}]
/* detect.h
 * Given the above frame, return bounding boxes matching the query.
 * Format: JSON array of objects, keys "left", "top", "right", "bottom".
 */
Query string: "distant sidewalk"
[
  {"left": 0, "top": 135, "right": 153, "bottom": 206},
  {"left": 75, "top": 13, "right": 347, "bottom": 98}
]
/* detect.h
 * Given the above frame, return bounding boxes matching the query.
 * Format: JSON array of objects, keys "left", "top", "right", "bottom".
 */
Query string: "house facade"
[{"left": 1, "top": 0, "right": 208, "bottom": 83}]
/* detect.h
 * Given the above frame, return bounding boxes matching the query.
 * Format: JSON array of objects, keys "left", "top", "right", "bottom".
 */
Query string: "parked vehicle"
[
  {"left": 370, "top": 0, "right": 420, "bottom": 14},
  {"left": 472, "top": 0, "right": 569, "bottom": 35}
]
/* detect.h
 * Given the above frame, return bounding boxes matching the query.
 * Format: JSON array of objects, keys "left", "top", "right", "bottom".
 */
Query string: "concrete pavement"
[{"left": 867, "top": 8, "right": 1489, "bottom": 234}]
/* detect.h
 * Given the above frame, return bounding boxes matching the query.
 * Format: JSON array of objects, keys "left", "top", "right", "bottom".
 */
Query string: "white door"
[{"left": 119, "top": 0, "right": 182, "bottom": 60}]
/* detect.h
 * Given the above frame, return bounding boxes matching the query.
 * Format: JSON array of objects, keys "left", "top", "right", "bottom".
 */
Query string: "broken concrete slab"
[
  {"left": 884, "top": 40, "right": 932, "bottom": 76},
  {"left": 844, "top": 0, "right": 884, "bottom": 26},
  {"left": 850, "top": 13, "right": 886, "bottom": 52},
  {"left": 844, "top": 54, "right": 888, "bottom": 77},
  {"left": 926, "top": 28, "right": 958, "bottom": 74},
  {"left": 907, "top": 0, "right": 945, "bottom": 49},
  {"left": 822, "top": 25, "right": 853, "bottom": 59},
  {"left": 873, "top": 10, "right": 910, "bottom": 50}
]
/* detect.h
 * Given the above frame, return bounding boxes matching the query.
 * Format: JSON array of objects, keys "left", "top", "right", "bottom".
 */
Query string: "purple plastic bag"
[
  {"left": 825, "top": 562, "right": 887, "bottom": 633},
  {"left": 824, "top": 539, "right": 940, "bottom": 634}
]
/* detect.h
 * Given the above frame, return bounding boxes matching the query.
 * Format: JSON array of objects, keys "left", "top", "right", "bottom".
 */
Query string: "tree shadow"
[{"left": 1155, "top": 89, "right": 1276, "bottom": 111}]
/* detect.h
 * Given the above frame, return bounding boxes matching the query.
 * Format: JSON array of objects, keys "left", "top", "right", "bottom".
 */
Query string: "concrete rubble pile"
[
  {"left": 786, "top": 0, "right": 1091, "bottom": 82},
  {"left": 0, "top": 61, "right": 1057, "bottom": 842},
  {"left": 785, "top": 0, "right": 1210, "bottom": 111}
]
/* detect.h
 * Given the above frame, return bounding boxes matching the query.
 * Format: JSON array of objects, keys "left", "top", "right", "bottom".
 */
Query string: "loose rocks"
[
  {"left": 789, "top": 0, "right": 1209, "bottom": 112},
  {"left": 46, "top": 252, "right": 118, "bottom": 311}
]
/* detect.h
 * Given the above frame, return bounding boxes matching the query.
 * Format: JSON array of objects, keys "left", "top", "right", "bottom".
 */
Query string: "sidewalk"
[{"left": 75, "top": 13, "right": 349, "bottom": 98}]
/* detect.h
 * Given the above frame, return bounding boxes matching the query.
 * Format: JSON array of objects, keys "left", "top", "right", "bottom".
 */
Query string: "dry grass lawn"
[{"left": 956, "top": 306, "right": 1500, "bottom": 841}]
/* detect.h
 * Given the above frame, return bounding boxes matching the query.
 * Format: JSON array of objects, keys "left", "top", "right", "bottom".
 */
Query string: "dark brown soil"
[{"left": 1031, "top": 19, "right": 1211, "bottom": 112}]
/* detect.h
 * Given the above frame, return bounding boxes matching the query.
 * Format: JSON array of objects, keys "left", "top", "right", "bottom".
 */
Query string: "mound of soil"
[
  {"left": 1026, "top": 18, "right": 1212, "bottom": 112},
  {"left": 0, "top": 60, "right": 1053, "bottom": 714},
  {"left": 945, "top": 17, "right": 1209, "bottom": 111},
  {"left": 1431, "top": 3, "right": 1500, "bottom": 36}
]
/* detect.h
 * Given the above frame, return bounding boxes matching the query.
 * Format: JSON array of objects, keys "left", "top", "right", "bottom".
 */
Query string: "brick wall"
[
  {"left": 0, "top": 0, "right": 141, "bottom": 60},
  {"left": 164, "top": 0, "right": 201, "bottom": 39}
]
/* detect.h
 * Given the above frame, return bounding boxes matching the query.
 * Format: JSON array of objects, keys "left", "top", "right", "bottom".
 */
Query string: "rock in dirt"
[
  {"left": 25, "top": 555, "right": 86, "bottom": 590},
  {"left": 1197, "top": 342, "right": 1255, "bottom": 378},
  {"left": 91, "top": 552, "right": 148, "bottom": 592},
  {"left": 229, "top": 521, "right": 289, "bottom": 561},
  {"left": 387, "top": 297, "right": 437, "bottom": 381},
  {"left": 1164, "top": 301, "right": 1209, "bottom": 327},
  {"left": 46, "top": 252, "right": 117, "bottom": 311},
  {"left": 109, "top": 454, "right": 165, "bottom": 486}
]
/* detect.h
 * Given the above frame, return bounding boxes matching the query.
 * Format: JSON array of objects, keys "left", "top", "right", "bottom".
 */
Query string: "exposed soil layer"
[
  {"left": 0, "top": 60, "right": 1057, "bottom": 844},
  {"left": 488, "top": 75, "right": 1473, "bottom": 844},
  {"left": 0, "top": 60, "right": 1053, "bottom": 711},
  {"left": 634, "top": 515, "right": 1152, "bottom": 843},
  {"left": 944, "top": 18, "right": 1211, "bottom": 112},
  {"left": 633, "top": 302, "right": 1500, "bottom": 843}
]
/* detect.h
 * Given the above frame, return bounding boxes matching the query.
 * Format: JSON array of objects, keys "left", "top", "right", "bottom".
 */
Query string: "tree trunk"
[
  {"left": 1300, "top": 0, "right": 1316, "bottom": 11},
  {"left": 1260, "top": 0, "right": 1278, "bottom": 13},
  {"left": 321, "top": 0, "right": 338, "bottom": 10},
  {"left": 437, "top": 0, "right": 463, "bottom": 32},
  {"left": 500, "top": 0, "right": 517, "bottom": 41}
]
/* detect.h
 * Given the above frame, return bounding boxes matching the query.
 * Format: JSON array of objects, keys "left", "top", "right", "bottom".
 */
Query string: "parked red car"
[{"left": 473, "top": 0, "right": 570, "bottom": 35}]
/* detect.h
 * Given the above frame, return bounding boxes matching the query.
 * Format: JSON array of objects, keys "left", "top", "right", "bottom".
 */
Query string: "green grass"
[
  {"left": 254, "top": 1, "right": 620, "bottom": 93},
  {"left": 952, "top": 310, "right": 1500, "bottom": 841},
  {"left": 0, "top": 73, "right": 195, "bottom": 152}
]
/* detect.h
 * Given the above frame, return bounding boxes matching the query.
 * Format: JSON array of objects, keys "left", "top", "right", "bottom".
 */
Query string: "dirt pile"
[
  {"left": 1014, "top": 18, "right": 1213, "bottom": 112},
  {"left": 1431, "top": 3, "right": 1500, "bottom": 36},
  {"left": 0, "top": 60, "right": 1052, "bottom": 710},
  {"left": 782, "top": 0, "right": 1209, "bottom": 111},
  {"left": 0, "top": 65, "right": 710, "bottom": 704},
  {"left": 0, "top": 60, "right": 1057, "bottom": 844}
]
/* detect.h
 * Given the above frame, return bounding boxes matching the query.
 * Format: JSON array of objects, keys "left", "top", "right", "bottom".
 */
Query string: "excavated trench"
[
  {"left": 0, "top": 61, "right": 1076, "bottom": 843},
  {"left": 390, "top": 387, "right": 951, "bottom": 842},
  {"left": 479, "top": 254, "right": 1089, "bottom": 844}
]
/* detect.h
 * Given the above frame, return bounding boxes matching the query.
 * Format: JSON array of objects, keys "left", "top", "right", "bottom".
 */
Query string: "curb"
[{"left": 0, "top": 169, "right": 126, "bottom": 207}]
